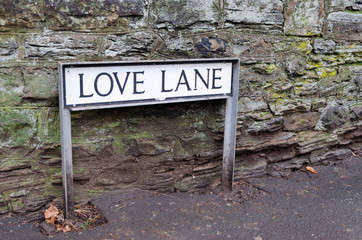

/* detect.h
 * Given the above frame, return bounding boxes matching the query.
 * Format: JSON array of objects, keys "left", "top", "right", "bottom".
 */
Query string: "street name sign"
[
  {"left": 59, "top": 59, "right": 239, "bottom": 218},
  {"left": 62, "top": 60, "right": 233, "bottom": 110}
]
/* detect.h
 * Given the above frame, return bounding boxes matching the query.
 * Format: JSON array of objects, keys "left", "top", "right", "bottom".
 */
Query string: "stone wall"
[{"left": 0, "top": 0, "right": 361, "bottom": 216}]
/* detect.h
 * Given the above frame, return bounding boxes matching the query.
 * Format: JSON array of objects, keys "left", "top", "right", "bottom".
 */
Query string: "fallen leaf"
[
  {"left": 48, "top": 216, "right": 56, "bottom": 225},
  {"left": 56, "top": 224, "right": 62, "bottom": 232},
  {"left": 61, "top": 224, "right": 72, "bottom": 233},
  {"left": 45, "top": 204, "right": 59, "bottom": 221},
  {"left": 116, "top": 202, "right": 126, "bottom": 210},
  {"left": 306, "top": 166, "right": 317, "bottom": 174}
]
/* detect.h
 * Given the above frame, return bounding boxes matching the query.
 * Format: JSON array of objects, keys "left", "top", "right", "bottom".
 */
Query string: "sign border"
[
  {"left": 61, "top": 59, "right": 235, "bottom": 110},
  {"left": 59, "top": 58, "right": 239, "bottom": 218}
]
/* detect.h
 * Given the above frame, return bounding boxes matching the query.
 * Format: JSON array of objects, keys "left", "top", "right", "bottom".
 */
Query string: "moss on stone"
[
  {"left": 344, "top": 10, "right": 362, "bottom": 14},
  {"left": 266, "top": 64, "right": 279, "bottom": 74},
  {"left": 43, "top": 176, "right": 60, "bottom": 197},
  {"left": 43, "top": 167, "right": 62, "bottom": 175},
  {"left": 307, "top": 61, "right": 323, "bottom": 69},
  {"left": 36, "top": 109, "right": 61, "bottom": 144},
  {"left": 0, "top": 90, "right": 22, "bottom": 106},
  {"left": 0, "top": 158, "right": 29, "bottom": 171},
  {"left": 0, "top": 108, "right": 37, "bottom": 148},
  {"left": 172, "top": 138, "right": 189, "bottom": 157},
  {"left": 87, "top": 189, "right": 105, "bottom": 198},
  {"left": 316, "top": 68, "right": 337, "bottom": 79},
  {"left": 294, "top": 40, "right": 312, "bottom": 54}
]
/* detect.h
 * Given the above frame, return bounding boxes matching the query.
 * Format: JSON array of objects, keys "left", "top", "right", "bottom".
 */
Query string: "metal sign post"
[
  {"left": 58, "top": 67, "right": 74, "bottom": 218},
  {"left": 222, "top": 63, "right": 239, "bottom": 191},
  {"left": 58, "top": 59, "right": 239, "bottom": 218}
]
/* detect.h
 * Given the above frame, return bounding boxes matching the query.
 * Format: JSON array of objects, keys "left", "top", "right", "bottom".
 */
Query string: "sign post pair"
[{"left": 59, "top": 59, "right": 240, "bottom": 218}]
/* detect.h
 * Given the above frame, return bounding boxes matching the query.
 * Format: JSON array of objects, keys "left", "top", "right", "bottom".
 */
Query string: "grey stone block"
[
  {"left": 25, "top": 33, "right": 100, "bottom": 60},
  {"left": 44, "top": 0, "right": 144, "bottom": 30},
  {"left": 0, "top": 0, "right": 43, "bottom": 29},
  {"left": 313, "top": 39, "right": 336, "bottom": 54},
  {"left": 0, "top": 38, "right": 18, "bottom": 62},
  {"left": 246, "top": 117, "right": 284, "bottom": 134},
  {"left": 315, "top": 103, "right": 350, "bottom": 131},
  {"left": 152, "top": 0, "right": 217, "bottom": 28},
  {"left": 325, "top": 12, "right": 362, "bottom": 40},
  {"left": 225, "top": 0, "right": 283, "bottom": 25},
  {"left": 284, "top": 0, "right": 325, "bottom": 36}
]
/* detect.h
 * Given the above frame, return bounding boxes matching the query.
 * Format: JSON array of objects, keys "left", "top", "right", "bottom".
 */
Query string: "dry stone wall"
[{"left": 0, "top": 0, "right": 361, "bottom": 216}]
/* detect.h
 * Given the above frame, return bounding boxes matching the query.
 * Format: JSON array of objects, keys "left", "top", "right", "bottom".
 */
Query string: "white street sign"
[{"left": 62, "top": 61, "right": 233, "bottom": 109}]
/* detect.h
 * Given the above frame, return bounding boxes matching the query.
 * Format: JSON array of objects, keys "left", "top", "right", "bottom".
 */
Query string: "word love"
[
  {"left": 63, "top": 61, "right": 232, "bottom": 108},
  {"left": 78, "top": 69, "right": 224, "bottom": 98}
]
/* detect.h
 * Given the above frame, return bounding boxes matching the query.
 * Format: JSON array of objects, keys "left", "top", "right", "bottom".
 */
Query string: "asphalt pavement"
[{"left": 1, "top": 156, "right": 361, "bottom": 240}]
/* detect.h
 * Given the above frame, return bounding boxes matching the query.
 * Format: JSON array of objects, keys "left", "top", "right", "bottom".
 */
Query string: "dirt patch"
[
  {"left": 220, "top": 181, "right": 270, "bottom": 204},
  {"left": 195, "top": 179, "right": 270, "bottom": 204},
  {"left": 35, "top": 201, "right": 108, "bottom": 235}
]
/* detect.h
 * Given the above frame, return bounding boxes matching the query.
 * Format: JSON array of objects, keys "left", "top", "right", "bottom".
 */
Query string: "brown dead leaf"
[
  {"left": 45, "top": 204, "right": 59, "bottom": 221},
  {"left": 306, "top": 166, "right": 317, "bottom": 174},
  {"left": 56, "top": 224, "right": 62, "bottom": 232},
  {"left": 61, "top": 224, "right": 72, "bottom": 233},
  {"left": 48, "top": 216, "right": 56, "bottom": 225}
]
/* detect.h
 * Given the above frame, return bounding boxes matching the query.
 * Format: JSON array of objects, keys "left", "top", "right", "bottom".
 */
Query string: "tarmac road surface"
[{"left": 1, "top": 156, "right": 361, "bottom": 240}]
